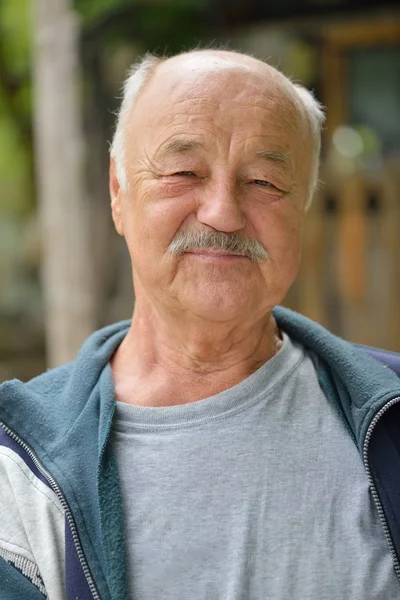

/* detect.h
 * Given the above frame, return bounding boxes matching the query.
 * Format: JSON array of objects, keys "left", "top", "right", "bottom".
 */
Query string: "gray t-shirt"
[{"left": 111, "top": 333, "right": 400, "bottom": 600}]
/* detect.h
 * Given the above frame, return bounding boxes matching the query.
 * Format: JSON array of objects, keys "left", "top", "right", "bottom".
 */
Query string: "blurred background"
[{"left": 1, "top": 0, "right": 400, "bottom": 381}]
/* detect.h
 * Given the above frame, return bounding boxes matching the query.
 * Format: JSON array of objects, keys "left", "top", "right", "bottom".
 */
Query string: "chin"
[
  {"left": 184, "top": 294, "right": 255, "bottom": 323},
  {"left": 193, "top": 308, "right": 247, "bottom": 323}
]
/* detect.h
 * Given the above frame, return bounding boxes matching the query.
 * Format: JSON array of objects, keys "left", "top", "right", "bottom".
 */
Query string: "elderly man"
[{"left": 1, "top": 49, "right": 400, "bottom": 600}]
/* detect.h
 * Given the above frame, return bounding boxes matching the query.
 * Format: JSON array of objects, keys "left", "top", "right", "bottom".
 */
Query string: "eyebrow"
[
  {"left": 157, "top": 139, "right": 290, "bottom": 167},
  {"left": 255, "top": 149, "right": 291, "bottom": 166},
  {"left": 157, "top": 138, "right": 202, "bottom": 159}
]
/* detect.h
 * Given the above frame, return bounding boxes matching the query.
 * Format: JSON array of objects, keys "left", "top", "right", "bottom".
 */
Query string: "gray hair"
[
  {"left": 110, "top": 53, "right": 161, "bottom": 190},
  {"left": 110, "top": 51, "right": 325, "bottom": 208},
  {"left": 292, "top": 83, "right": 325, "bottom": 206}
]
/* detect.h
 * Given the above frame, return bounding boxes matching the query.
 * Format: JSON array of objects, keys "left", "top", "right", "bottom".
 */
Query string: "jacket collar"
[
  {"left": 273, "top": 307, "right": 400, "bottom": 452},
  {"left": 2, "top": 307, "right": 400, "bottom": 474}
]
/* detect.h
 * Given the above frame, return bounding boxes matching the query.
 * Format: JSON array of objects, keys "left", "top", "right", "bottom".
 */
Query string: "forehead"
[{"left": 128, "top": 59, "right": 306, "bottom": 154}]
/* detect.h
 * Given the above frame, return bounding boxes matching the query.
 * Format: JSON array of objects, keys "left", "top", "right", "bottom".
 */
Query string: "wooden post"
[
  {"left": 32, "top": 0, "right": 96, "bottom": 367},
  {"left": 379, "top": 161, "right": 400, "bottom": 351}
]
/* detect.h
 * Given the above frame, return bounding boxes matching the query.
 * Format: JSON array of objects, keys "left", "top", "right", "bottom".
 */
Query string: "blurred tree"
[{"left": 33, "top": 0, "right": 97, "bottom": 367}]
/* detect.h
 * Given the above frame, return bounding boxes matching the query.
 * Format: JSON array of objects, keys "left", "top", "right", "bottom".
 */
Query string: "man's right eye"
[{"left": 174, "top": 171, "right": 195, "bottom": 177}]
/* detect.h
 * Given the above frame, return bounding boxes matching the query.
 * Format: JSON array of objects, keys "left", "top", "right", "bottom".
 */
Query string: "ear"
[{"left": 110, "top": 158, "right": 125, "bottom": 236}]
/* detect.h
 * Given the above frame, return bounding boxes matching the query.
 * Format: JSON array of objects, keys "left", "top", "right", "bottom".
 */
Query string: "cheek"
[
  {"left": 122, "top": 185, "right": 196, "bottom": 254},
  {"left": 254, "top": 207, "right": 304, "bottom": 269}
]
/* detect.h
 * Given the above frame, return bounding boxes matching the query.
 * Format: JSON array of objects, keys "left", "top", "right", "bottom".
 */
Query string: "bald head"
[
  {"left": 110, "top": 49, "right": 324, "bottom": 207},
  {"left": 153, "top": 49, "right": 293, "bottom": 86}
]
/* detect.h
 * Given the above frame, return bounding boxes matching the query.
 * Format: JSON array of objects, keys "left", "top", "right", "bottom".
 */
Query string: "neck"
[{"left": 111, "top": 301, "right": 282, "bottom": 407}]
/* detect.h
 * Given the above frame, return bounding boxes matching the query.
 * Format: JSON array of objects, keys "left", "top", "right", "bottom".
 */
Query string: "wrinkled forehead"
[{"left": 128, "top": 57, "right": 307, "bottom": 150}]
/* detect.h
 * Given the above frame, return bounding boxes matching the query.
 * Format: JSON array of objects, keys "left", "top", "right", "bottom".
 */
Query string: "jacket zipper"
[
  {"left": 0, "top": 421, "right": 101, "bottom": 600},
  {"left": 362, "top": 396, "right": 400, "bottom": 581}
]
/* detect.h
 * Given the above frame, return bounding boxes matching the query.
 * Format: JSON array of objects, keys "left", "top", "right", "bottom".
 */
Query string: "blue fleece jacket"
[{"left": 0, "top": 306, "right": 399, "bottom": 599}]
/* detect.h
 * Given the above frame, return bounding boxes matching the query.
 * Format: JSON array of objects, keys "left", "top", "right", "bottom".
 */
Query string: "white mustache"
[{"left": 168, "top": 230, "right": 269, "bottom": 263}]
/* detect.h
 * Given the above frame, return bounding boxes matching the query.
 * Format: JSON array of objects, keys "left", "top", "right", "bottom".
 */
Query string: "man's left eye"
[{"left": 253, "top": 179, "right": 277, "bottom": 189}]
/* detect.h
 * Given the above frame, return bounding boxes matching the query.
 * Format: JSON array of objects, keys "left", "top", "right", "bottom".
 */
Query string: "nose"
[{"left": 196, "top": 175, "right": 246, "bottom": 233}]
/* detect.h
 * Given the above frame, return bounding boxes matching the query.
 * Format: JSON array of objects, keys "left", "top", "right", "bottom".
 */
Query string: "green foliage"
[
  {"left": 0, "top": 0, "right": 31, "bottom": 72},
  {"left": 75, "top": 0, "right": 126, "bottom": 25},
  {"left": 75, "top": 0, "right": 208, "bottom": 25},
  {"left": 0, "top": 0, "right": 33, "bottom": 216},
  {"left": 123, "top": 3, "right": 210, "bottom": 53},
  {"left": 0, "top": 96, "right": 31, "bottom": 216}
]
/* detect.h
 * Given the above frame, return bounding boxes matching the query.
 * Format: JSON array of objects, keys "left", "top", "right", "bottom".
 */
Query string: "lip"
[{"left": 185, "top": 250, "right": 249, "bottom": 260}]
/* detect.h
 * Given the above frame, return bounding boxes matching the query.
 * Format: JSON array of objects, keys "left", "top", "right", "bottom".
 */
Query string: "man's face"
[{"left": 110, "top": 54, "right": 312, "bottom": 323}]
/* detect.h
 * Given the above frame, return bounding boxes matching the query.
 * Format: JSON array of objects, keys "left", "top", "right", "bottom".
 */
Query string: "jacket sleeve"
[
  {"left": 0, "top": 554, "right": 46, "bottom": 599},
  {"left": 0, "top": 433, "right": 66, "bottom": 599}
]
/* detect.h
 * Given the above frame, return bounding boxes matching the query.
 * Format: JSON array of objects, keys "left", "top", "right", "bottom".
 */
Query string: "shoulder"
[
  {"left": 0, "top": 362, "right": 74, "bottom": 413},
  {"left": 354, "top": 344, "right": 400, "bottom": 376},
  {"left": 0, "top": 318, "right": 131, "bottom": 411}
]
